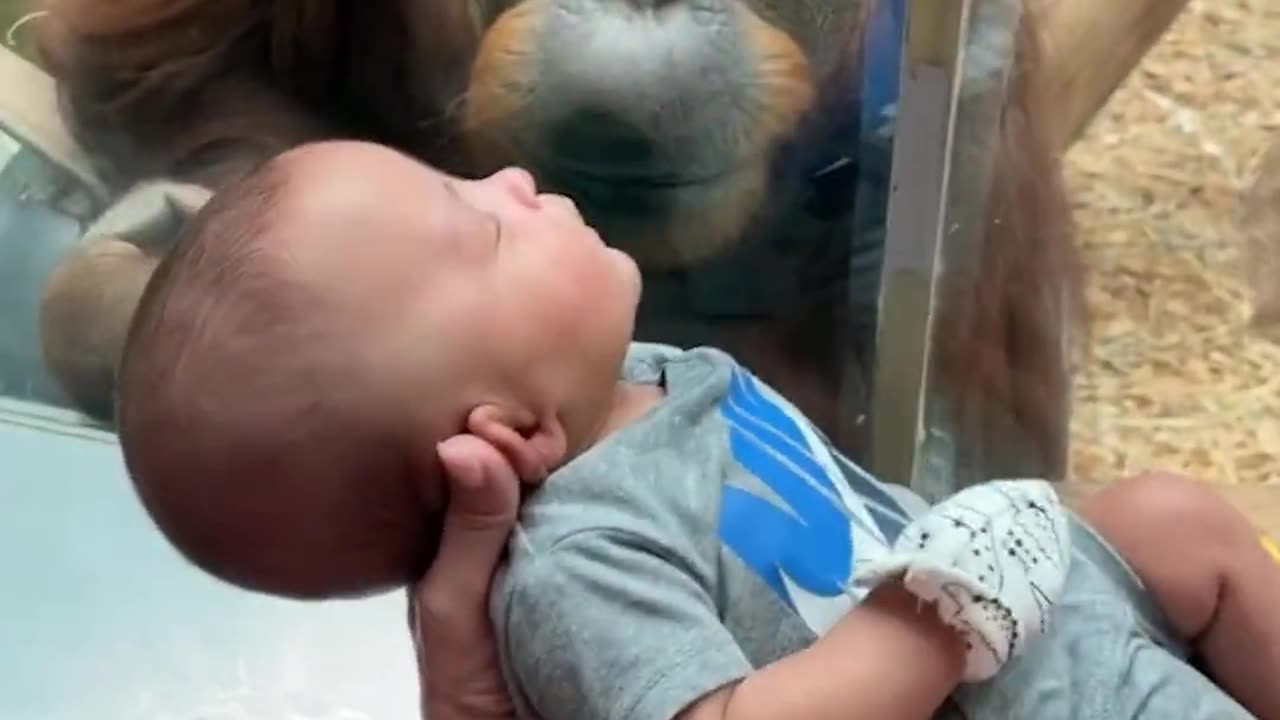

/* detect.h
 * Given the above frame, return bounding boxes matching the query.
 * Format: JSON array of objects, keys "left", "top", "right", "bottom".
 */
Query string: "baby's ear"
[{"left": 466, "top": 404, "right": 566, "bottom": 482}]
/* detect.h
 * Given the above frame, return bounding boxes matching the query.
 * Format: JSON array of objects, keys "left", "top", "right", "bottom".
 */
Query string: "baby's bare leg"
[{"left": 1076, "top": 473, "right": 1280, "bottom": 720}]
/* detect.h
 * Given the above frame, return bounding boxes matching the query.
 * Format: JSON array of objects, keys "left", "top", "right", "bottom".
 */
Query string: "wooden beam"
[{"left": 1030, "top": 0, "right": 1194, "bottom": 150}]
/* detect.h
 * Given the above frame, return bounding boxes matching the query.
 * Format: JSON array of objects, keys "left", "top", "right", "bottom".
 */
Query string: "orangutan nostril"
[{"left": 623, "top": 0, "right": 681, "bottom": 9}]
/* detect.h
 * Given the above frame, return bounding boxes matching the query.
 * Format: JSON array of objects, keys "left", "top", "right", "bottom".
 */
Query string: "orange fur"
[
  {"left": 938, "top": 13, "right": 1085, "bottom": 482},
  {"left": 37, "top": 0, "right": 1084, "bottom": 481}
]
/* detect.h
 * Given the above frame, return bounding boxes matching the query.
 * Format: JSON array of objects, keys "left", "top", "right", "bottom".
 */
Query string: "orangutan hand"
[{"left": 408, "top": 434, "right": 524, "bottom": 720}]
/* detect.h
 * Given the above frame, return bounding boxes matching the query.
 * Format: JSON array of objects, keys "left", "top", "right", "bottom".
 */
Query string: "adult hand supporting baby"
[{"left": 408, "top": 435, "right": 524, "bottom": 720}]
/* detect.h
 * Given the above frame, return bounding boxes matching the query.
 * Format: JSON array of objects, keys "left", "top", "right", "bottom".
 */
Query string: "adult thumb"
[
  {"left": 417, "top": 435, "right": 521, "bottom": 612},
  {"left": 437, "top": 434, "right": 521, "bottom": 530}
]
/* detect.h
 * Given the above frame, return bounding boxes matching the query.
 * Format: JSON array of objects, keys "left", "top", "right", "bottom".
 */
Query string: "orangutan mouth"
[
  {"left": 502, "top": 95, "right": 762, "bottom": 187},
  {"left": 516, "top": 145, "right": 770, "bottom": 269},
  {"left": 532, "top": 155, "right": 735, "bottom": 190},
  {"left": 510, "top": 132, "right": 750, "bottom": 194}
]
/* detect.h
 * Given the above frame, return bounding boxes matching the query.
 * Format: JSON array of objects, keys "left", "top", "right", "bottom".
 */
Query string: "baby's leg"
[{"left": 1076, "top": 473, "right": 1280, "bottom": 720}]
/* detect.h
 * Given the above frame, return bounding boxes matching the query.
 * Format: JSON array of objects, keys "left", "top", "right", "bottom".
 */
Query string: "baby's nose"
[{"left": 490, "top": 167, "right": 539, "bottom": 208}]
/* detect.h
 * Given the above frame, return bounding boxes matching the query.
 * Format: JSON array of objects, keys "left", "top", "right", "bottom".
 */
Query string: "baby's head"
[{"left": 117, "top": 140, "right": 641, "bottom": 599}]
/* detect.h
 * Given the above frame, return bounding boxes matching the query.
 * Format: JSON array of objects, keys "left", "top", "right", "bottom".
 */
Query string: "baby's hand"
[{"left": 853, "top": 480, "right": 1071, "bottom": 682}]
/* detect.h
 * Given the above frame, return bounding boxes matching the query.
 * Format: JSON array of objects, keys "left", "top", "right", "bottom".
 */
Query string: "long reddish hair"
[
  {"left": 36, "top": 0, "right": 478, "bottom": 190},
  {"left": 37, "top": 0, "right": 1087, "bottom": 480},
  {"left": 931, "top": 15, "right": 1088, "bottom": 480}
]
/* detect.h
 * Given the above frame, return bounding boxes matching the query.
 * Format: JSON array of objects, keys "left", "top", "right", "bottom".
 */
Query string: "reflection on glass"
[
  {"left": 0, "top": 125, "right": 96, "bottom": 412},
  {"left": 1, "top": 14, "right": 107, "bottom": 419},
  {"left": 8, "top": 2, "right": 915, "bottom": 462},
  {"left": 0, "top": 3, "right": 1083, "bottom": 479}
]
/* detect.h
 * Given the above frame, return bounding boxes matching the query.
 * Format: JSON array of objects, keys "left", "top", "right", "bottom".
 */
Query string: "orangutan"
[
  {"left": 37, "top": 180, "right": 210, "bottom": 421},
  {"left": 34, "top": 0, "right": 1083, "bottom": 483}
]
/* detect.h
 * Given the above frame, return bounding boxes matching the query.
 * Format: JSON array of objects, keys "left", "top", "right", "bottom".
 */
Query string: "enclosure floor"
[{"left": 1064, "top": 0, "right": 1280, "bottom": 486}]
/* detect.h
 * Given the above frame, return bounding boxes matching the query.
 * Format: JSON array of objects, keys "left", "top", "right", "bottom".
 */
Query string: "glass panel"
[
  {"left": 872, "top": 0, "right": 1079, "bottom": 499},
  {"left": 0, "top": 412, "right": 420, "bottom": 719},
  {"left": 878, "top": 0, "right": 1280, "bottom": 500},
  {"left": 4, "top": 3, "right": 917, "bottom": 460},
  {"left": 485, "top": 3, "right": 892, "bottom": 462},
  {"left": 0, "top": 2, "right": 914, "bottom": 714},
  {"left": 0, "top": 126, "right": 97, "bottom": 413}
]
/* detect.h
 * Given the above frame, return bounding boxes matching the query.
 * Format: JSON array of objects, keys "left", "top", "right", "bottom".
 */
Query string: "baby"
[{"left": 117, "top": 140, "right": 1279, "bottom": 720}]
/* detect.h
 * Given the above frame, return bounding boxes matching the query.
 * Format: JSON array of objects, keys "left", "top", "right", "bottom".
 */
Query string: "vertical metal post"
[{"left": 868, "top": 0, "right": 972, "bottom": 502}]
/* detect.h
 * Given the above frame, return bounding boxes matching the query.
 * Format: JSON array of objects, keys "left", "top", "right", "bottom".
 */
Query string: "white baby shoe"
[{"left": 853, "top": 479, "right": 1072, "bottom": 682}]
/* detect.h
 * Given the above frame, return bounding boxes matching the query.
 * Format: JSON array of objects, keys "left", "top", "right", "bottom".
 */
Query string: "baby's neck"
[{"left": 583, "top": 381, "right": 666, "bottom": 449}]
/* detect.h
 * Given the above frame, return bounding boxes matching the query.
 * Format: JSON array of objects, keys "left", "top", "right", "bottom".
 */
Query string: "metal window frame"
[
  {"left": 868, "top": 0, "right": 975, "bottom": 501},
  {"left": 0, "top": 395, "right": 115, "bottom": 445}
]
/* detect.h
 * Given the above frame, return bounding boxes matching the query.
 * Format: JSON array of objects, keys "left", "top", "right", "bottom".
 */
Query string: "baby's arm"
[
  {"left": 682, "top": 580, "right": 964, "bottom": 720},
  {"left": 500, "top": 480, "right": 1069, "bottom": 720},
  {"left": 685, "top": 478, "right": 1073, "bottom": 720}
]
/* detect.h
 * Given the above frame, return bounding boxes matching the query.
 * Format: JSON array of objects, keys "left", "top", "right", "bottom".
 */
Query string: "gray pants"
[{"left": 949, "top": 513, "right": 1256, "bottom": 719}]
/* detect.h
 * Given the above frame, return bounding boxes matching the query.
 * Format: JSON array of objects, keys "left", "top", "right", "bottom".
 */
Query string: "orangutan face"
[{"left": 460, "top": 0, "right": 870, "bottom": 269}]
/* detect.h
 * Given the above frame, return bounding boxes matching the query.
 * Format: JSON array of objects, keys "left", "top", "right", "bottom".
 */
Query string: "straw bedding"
[{"left": 1064, "top": 0, "right": 1280, "bottom": 486}]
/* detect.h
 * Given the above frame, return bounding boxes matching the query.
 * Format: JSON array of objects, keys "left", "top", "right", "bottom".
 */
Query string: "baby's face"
[{"left": 276, "top": 142, "right": 643, "bottom": 442}]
